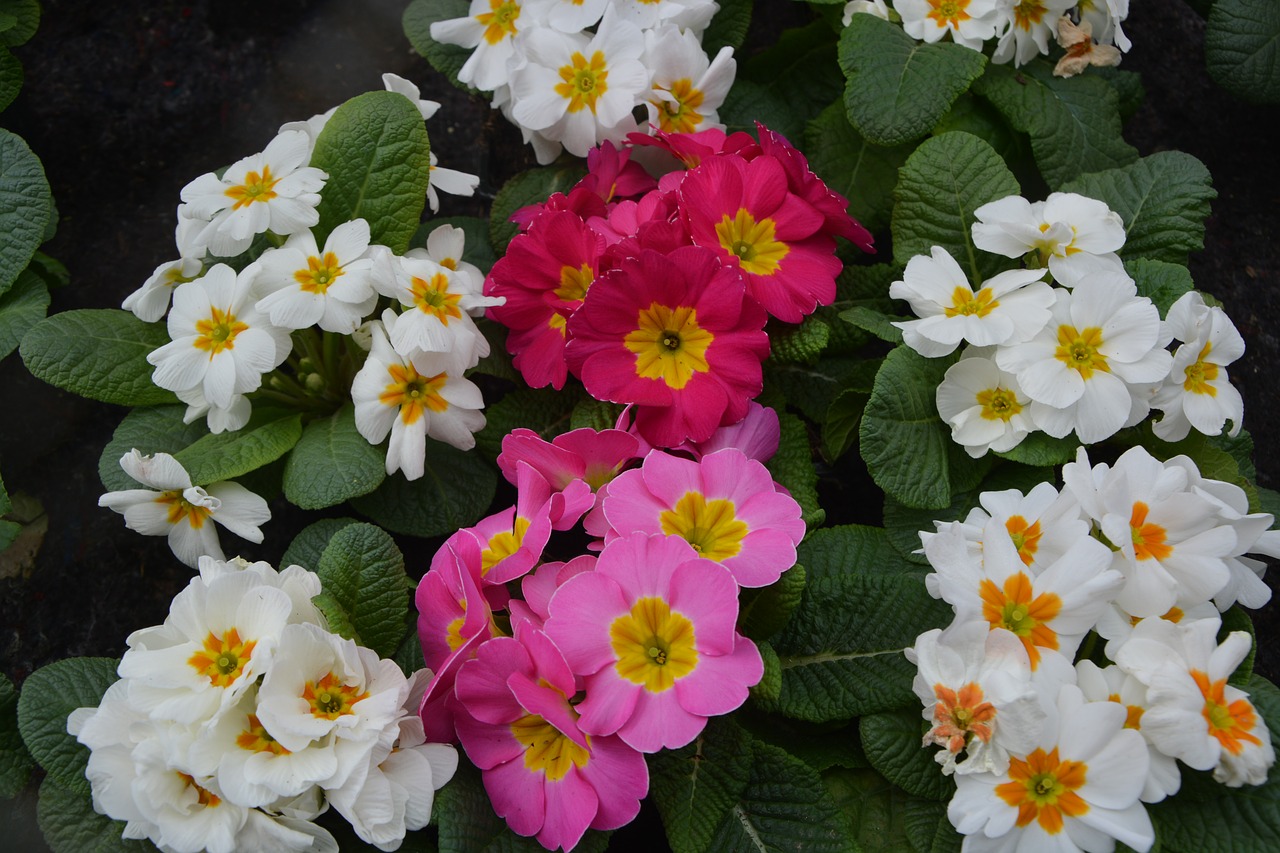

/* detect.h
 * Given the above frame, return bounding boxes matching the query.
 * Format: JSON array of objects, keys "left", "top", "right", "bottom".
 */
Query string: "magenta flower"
[
  {"left": 544, "top": 533, "right": 763, "bottom": 753},
  {"left": 453, "top": 623, "right": 648, "bottom": 852},
  {"left": 564, "top": 245, "right": 769, "bottom": 447},
  {"left": 465, "top": 462, "right": 558, "bottom": 585},
  {"left": 602, "top": 448, "right": 804, "bottom": 587}
]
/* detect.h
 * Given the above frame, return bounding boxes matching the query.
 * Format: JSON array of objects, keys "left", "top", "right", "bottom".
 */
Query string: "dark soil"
[{"left": 1, "top": 0, "right": 1276, "bottom": 848}]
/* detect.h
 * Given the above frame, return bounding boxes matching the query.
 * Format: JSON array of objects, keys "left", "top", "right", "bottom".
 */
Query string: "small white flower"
[
  {"left": 176, "top": 385, "right": 253, "bottom": 435},
  {"left": 643, "top": 25, "right": 735, "bottom": 135},
  {"left": 129, "top": 733, "right": 252, "bottom": 853},
  {"left": 992, "top": 0, "right": 1076, "bottom": 67},
  {"left": 380, "top": 72, "right": 441, "bottom": 121},
  {"left": 972, "top": 192, "right": 1127, "bottom": 286},
  {"left": 895, "top": 0, "right": 1003, "bottom": 50},
  {"left": 1151, "top": 291, "right": 1246, "bottom": 441},
  {"left": 123, "top": 257, "right": 203, "bottom": 323},
  {"left": 254, "top": 220, "right": 379, "bottom": 333},
  {"left": 935, "top": 353, "right": 1036, "bottom": 457},
  {"left": 376, "top": 253, "right": 499, "bottom": 364},
  {"left": 98, "top": 450, "right": 270, "bottom": 568},
  {"left": 1079, "top": 0, "right": 1131, "bottom": 51},
  {"left": 420, "top": 224, "right": 486, "bottom": 296},
  {"left": 432, "top": 0, "right": 542, "bottom": 92}
]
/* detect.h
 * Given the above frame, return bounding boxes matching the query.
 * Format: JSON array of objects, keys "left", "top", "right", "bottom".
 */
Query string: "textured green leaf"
[
  {"left": 740, "top": 564, "right": 807, "bottom": 642},
  {"left": 0, "top": 672, "right": 32, "bottom": 798},
  {"left": 97, "top": 405, "right": 210, "bottom": 492},
  {"left": 769, "top": 316, "right": 831, "bottom": 365},
  {"left": 352, "top": 442, "right": 497, "bottom": 538},
  {"left": 1124, "top": 258, "right": 1196, "bottom": 317},
  {"left": 172, "top": 413, "right": 301, "bottom": 486},
  {"left": 282, "top": 405, "right": 386, "bottom": 509},
  {"left": 1094, "top": 68, "right": 1146, "bottom": 120},
  {"left": 392, "top": 631, "right": 426, "bottom": 679},
  {"left": 709, "top": 738, "right": 856, "bottom": 853},
  {"left": 765, "top": 355, "right": 873, "bottom": 425},
  {"left": 993, "top": 431, "right": 1078, "bottom": 468},
  {"left": 806, "top": 101, "right": 911, "bottom": 236},
  {"left": 20, "top": 309, "right": 177, "bottom": 405},
  {"left": 824, "top": 767, "right": 916, "bottom": 853},
  {"left": 1206, "top": 0, "right": 1280, "bottom": 103},
  {"left": 1061, "top": 151, "right": 1216, "bottom": 266},
  {"left": 1148, "top": 675, "right": 1280, "bottom": 853},
  {"left": 403, "top": 0, "right": 479, "bottom": 91},
  {"left": 312, "top": 591, "right": 361, "bottom": 645},
  {"left": 281, "top": 516, "right": 361, "bottom": 573},
  {"left": 475, "top": 386, "right": 583, "bottom": 460},
  {"left": 861, "top": 709, "right": 955, "bottom": 801},
  {"left": 902, "top": 795, "right": 962, "bottom": 853},
  {"left": 839, "top": 305, "right": 903, "bottom": 344},
  {"left": 0, "top": 0, "right": 38, "bottom": 47},
  {"left": 891, "top": 132, "right": 1020, "bottom": 278},
  {"left": 737, "top": 713, "right": 867, "bottom": 772},
  {"left": 489, "top": 164, "right": 587, "bottom": 254},
  {"left": 311, "top": 91, "right": 430, "bottom": 255},
  {"left": 753, "top": 640, "right": 783, "bottom": 702},
  {"left": 703, "top": 0, "right": 753, "bottom": 54},
  {"left": 317, "top": 523, "right": 409, "bottom": 659},
  {"left": 741, "top": 20, "right": 841, "bottom": 129},
  {"left": 650, "top": 717, "right": 753, "bottom": 853},
  {"left": 766, "top": 411, "right": 825, "bottom": 530},
  {"left": 839, "top": 13, "right": 987, "bottom": 146},
  {"left": 0, "top": 266, "right": 49, "bottom": 360},
  {"left": 569, "top": 397, "right": 624, "bottom": 432},
  {"left": 932, "top": 93, "right": 1026, "bottom": 166},
  {"left": 17, "top": 658, "right": 120, "bottom": 794},
  {"left": 0, "top": 128, "right": 52, "bottom": 296},
  {"left": 0, "top": 45, "right": 20, "bottom": 113},
  {"left": 798, "top": 524, "right": 925, "bottom": 582},
  {"left": 719, "top": 78, "right": 806, "bottom": 143},
  {"left": 37, "top": 776, "right": 153, "bottom": 853},
  {"left": 975, "top": 62, "right": 1138, "bottom": 189},
  {"left": 822, "top": 388, "right": 869, "bottom": 463}
]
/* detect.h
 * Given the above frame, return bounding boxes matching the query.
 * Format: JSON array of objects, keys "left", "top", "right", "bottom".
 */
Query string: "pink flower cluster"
[
  {"left": 414, "top": 412, "right": 805, "bottom": 851},
  {"left": 485, "top": 125, "right": 873, "bottom": 447}
]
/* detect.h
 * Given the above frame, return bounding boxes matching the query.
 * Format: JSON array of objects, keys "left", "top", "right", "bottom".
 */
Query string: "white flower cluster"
[
  {"left": 845, "top": 0, "right": 1130, "bottom": 74},
  {"left": 122, "top": 76, "right": 496, "bottom": 478},
  {"left": 890, "top": 191, "right": 1248, "bottom": 456},
  {"left": 68, "top": 556, "right": 457, "bottom": 853},
  {"left": 431, "top": 0, "right": 736, "bottom": 162},
  {"left": 911, "top": 445, "right": 1277, "bottom": 851}
]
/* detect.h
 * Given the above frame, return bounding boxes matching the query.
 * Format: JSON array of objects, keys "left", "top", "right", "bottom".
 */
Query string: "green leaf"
[
  {"left": 649, "top": 717, "right": 753, "bottom": 853},
  {"left": 1061, "top": 151, "right": 1216, "bottom": 266},
  {"left": 569, "top": 397, "right": 624, "bottom": 432},
  {"left": 37, "top": 775, "right": 154, "bottom": 853},
  {"left": 752, "top": 640, "right": 783, "bottom": 702},
  {"left": 403, "top": 0, "right": 476, "bottom": 91},
  {"left": 822, "top": 388, "right": 869, "bottom": 462},
  {"left": 316, "top": 523, "right": 409, "bottom": 659},
  {"left": 172, "top": 413, "right": 302, "bottom": 486},
  {"left": 891, "top": 132, "right": 1021, "bottom": 278},
  {"left": 1222, "top": 606, "right": 1257, "bottom": 688},
  {"left": 805, "top": 102, "right": 911, "bottom": 236},
  {"left": 0, "top": 266, "right": 48, "bottom": 360},
  {"left": 21, "top": 309, "right": 177, "bottom": 405},
  {"left": 17, "top": 657, "right": 120, "bottom": 794},
  {"left": 737, "top": 712, "right": 868, "bottom": 772},
  {"left": 282, "top": 405, "right": 386, "bottom": 509},
  {"left": 1124, "top": 258, "right": 1196, "bottom": 317},
  {"left": 0, "top": 672, "right": 33, "bottom": 798},
  {"left": 0, "top": 128, "right": 52, "bottom": 296},
  {"left": 932, "top": 93, "right": 1026, "bottom": 166},
  {"left": 703, "top": 0, "right": 753, "bottom": 55},
  {"left": 475, "top": 386, "right": 583, "bottom": 460},
  {"left": 312, "top": 591, "right": 361, "bottom": 644},
  {"left": 739, "top": 564, "right": 807, "bottom": 642},
  {"left": 352, "top": 443, "right": 497, "bottom": 538},
  {"left": 861, "top": 709, "right": 956, "bottom": 801},
  {"left": 974, "top": 62, "right": 1138, "bottom": 190},
  {"left": 392, "top": 631, "right": 426, "bottom": 678},
  {"left": 765, "top": 355, "right": 872, "bottom": 425},
  {"left": 98, "top": 405, "right": 210, "bottom": 491},
  {"left": 1148, "top": 675, "right": 1280, "bottom": 853},
  {"left": 768, "top": 316, "right": 831, "bottom": 366},
  {"left": 838, "top": 13, "right": 988, "bottom": 146},
  {"left": 489, "top": 164, "right": 587, "bottom": 255},
  {"left": 0, "top": 45, "right": 20, "bottom": 114},
  {"left": 281, "top": 516, "right": 361, "bottom": 572},
  {"left": 993, "top": 431, "right": 1078, "bottom": 468},
  {"left": 839, "top": 305, "right": 903, "bottom": 344},
  {"left": 311, "top": 91, "right": 430, "bottom": 255},
  {"left": 1094, "top": 68, "right": 1146, "bottom": 120},
  {"left": 800, "top": 523, "right": 927, "bottom": 580},
  {"left": 1206, "top": 0, "right": 1280, "bottom": 103},
  {"left": 903, "top": 796, "right": 962, "bottom": 853},
  {"left": 0, "top": 0, "right": 38, "bottom": 47},
  {"left": 766, "top": 411, "right": 825, "bottom": 530},
  {"left": 719, "top": 79, "right": 806, "bottom": 144},
  {"left": 824, "top": 767, "right": 917, "bottom": 853},
  {"left": 741, "top": 20, "right": 841, "bottom": 129}
]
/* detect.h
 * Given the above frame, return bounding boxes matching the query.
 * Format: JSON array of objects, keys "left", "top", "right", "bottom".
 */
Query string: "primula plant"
[{"left": 5, "top": 1, "right": 1280, "bottom": 852}]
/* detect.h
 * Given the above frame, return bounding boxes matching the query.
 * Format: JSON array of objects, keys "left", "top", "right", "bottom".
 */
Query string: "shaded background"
[{"left": 1, "top": 0, "right": 1277, "bottom": 849}]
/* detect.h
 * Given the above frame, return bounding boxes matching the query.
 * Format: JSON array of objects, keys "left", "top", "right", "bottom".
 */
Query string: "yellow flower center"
[
  {"left": 556, "top": 51, "right": 609, "bottom": 114},
  {"left": 235, "top": 714, "right": 290, "bottom": 756},
  {"left": 177, "top": 773, "right": 222, "bottom": 808},
  {"left": 659, "top": 492, "right": 748, "bottom": 562},
  {"left": 1054, "top": 325, "right": 1109, "bottom": 379},
  {"left": 1005, "top": 515, "right": 1042, "bottom": 566},
  {"left": 623, "top": 302, "right": 714, "bottom": 390},
  {"left": 478, "top": 0, "right": 520, "bottom": 45},
  {"left": 1129, "top": 501, "right": 1173, "bottom": 562},
  {"left": 193, "top": 306, "right": 248, "bottom": 357},
  {"left": 303, "top": 672, "right": 369, "bottom": 720},
  {"left": 714, "top": 208, "right": 789, "bottom": 276},
  {"left": 555, "top": 263, "right": 594, "bottom": 304},
  {"left": 510, "top": 713, "right": 590, "bottom": 781},
  {"left": 481, "top": 516, "right": 532, "bottom": 577},
  {"left": 187, "top": 628, "right": 256, "bottom": 688},
  {"left": 610, "top": 596, "right": 698, "bottom": 692},
  {"left": 654, "top": 78, "right": 706, "bottom": 134},
  {"left": 997, "top": 748, "right": 1089, "bottom": 833},
  {"left": 1183, "top": 343, "right": 1219, "bottom": 396},
  {"left": 411, "top": 273, "right": 463, "bottom": 323},
  {"left": 977, "top": 387, "right": 1023, "bottom": 422},
  {"left": 294, "top": 252, "right": 345, "bottom": 294},
  {"left": 944, "top": 286, "right": 999, "bottom": 318},
  {"left": 379, "top": 362, "right": 450, "bottom": 425},
  {"left": 156, "top": 490, "right": 213, "bottom": 529},
  {"left": 1013, "top": 0, "right": 1048, "bottom": 30},
  {"left": 224, "top": 165, "right": 279, "bottom": 210},
  {"left": 980, "top": 573, "right": 1062, "bottom": 669},
  {"left": 927, "top": 0, "right": 972, "bottom": 28}
]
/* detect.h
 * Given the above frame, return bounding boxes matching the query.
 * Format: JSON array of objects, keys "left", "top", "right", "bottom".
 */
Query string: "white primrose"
[
  {"left": 123, "top": 257, "right": 203, "bottom": 323},
  {"left": 179, "top": 129, "right": 326, "bottom": 258},
  {"left": 890, "top": 246, "right": 1054, "bottom": 358},
  {"left": 1078, "top": 0, "right": 1132, "bottom": 52},
  {"left": 428, "top": 151, "right": 481, "bottom": 213},
  {"left": 98, "top": 450, "right": 270, "bottom": 568},
  {"left": 971, "top": 192, "right": 1127, "bottom": 286},
  {"left": 380, "top": 72, "right": 442, "bottom": 121},
  {"left": 375, "top": 251, "right": 499, "bottom": 363},
  {"left": 609, "top": 0, "right": 719, "bottom": 32},
  {"left": 198, "top": 555, "right": 328, "bottom": 628},
  {"left": 1151, "top": 290, "right": 1246, "bottom": 442},
  {"left": 642, "top": 24, "right": 736, "bottom": 135},
  {"left": 935, "top": 352, "right": 1036, "bottom": 457},
  {"left": 1094, "top": 602, "right": 1220, "bottom": 662},
  {"left": 253, "top": 220, "right": 379, "bottom": 334},
  {"left": 176, "top": 385, "right": 253, "bottom": 435},
  {"left": 420, "top": 223, "right": 486, "bottom": 297},
  {"left": 492, "top": 82, "right": 565, "bottom": 164},
  {"left": 894, "top": 0, "right": 1003, "bottom": 50},
  {"left": 842, "top": 1, "right": 892, "bottom": 25},
  {"left": 991, "top": 0, "right": 1076, "bottom": 67},
  {"left": 431, "top": 0, "right": 544, "bottom": 92}
]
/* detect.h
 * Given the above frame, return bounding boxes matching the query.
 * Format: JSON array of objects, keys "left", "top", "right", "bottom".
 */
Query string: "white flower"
[
  {"left": 420, "top": 224, "right": 486, "bottom": 296},
  {"left": 843, "top": 0, "right": 892, "bottom": 26},
  {"left": 907, "top": 620, "right": 1045, "bottom": 776},
  {"left": 971, "top": 192, "right": 1127, "bottom": 286},
  {"left": 254, "top": 220, "right": 379, "bottom": 333},
  {"left": 1151, "top": 291, "right": 1246, "bottom": 441},
  {"left": 992, "top": 0, "right": 1076, "bottom": 67},
  {"left": 98, "top": 450, "right": 270, "bottom": 568},
  {"left": 128, "top": 733, "right": 253, "bottom": 853},
  {"left": 179, "top": 130, "right": 326, "bottom": 258},
  {"left": 1078, "top": 0, "right": 1131, "bottom": 51},
  {"left": 1094, "top": 602, "right": 1220, "bottom": 662},
  {"left": 375, "top": 253, "right": 499, "bottom": 365},
  {"left": 428, "top": 151, "right": 481, "bottom": 213},
  {"left": 643, "top": 25, "right": 735, "bottom": 135},
  {"left": 431, "top": 0, "right": 542, "bottom": 92},
  {"left": 380, "top": 72, "right": 441, "bottom": 121},
  {"left": 611, "top": 0, "right": 718, "bottom": 32},
  {"left": 890, "top": 246, "right": 1053, "bottom": 357},
  {"left": 123, "top": 257, "right": 203, "bottom": 323},
  {"left": 996, "top": 272, "right": 1172, "bottom": 443},
  {"left": 147, "top": 264, "right": 291, "bottom": 410},
  {"left": 894, "top": 0, "right": 1002, "bottom": 50},
  {"left": 197, "top": 555, "right": 327, "bottom": 627},
  {"left": 176, "top": 385, "right": 253, "bottom": 435},
  {"left": 935, "top": 352, "right": 1037, "bottom": 457}
]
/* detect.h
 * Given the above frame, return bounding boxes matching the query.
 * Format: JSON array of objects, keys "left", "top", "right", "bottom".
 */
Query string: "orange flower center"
[
  {"left": 996, "top": 747, "right": 1089, "bottom": 834},
  {"left": 927, "top": 681, "right": 997, "bottom": 754},
  {"left": 980, "top": 573, "right": 1061, "bottom": 669},
  {"left": 1129, "top": 501, "right": 1173, "bottom": 562},
  {"left": 187, "top": 628, "right": 256, "bottom": 688},
  {"left": 1193, "top": 670, "right": 1263, "bottom": 755}
]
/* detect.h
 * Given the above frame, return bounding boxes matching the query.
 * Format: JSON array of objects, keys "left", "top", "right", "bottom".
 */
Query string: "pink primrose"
[
  {"left": 468, "top": 462, "right": 557, "bottom": 585},
  {"left": 509, "top": 555, "right": 598, "bottom": 631}
]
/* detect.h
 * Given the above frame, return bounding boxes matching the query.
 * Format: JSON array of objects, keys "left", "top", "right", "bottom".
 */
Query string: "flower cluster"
[
  {"left": 485, "top": 125, "right": 873, "bottom": 447},
  {"left": 121, "top": 76, "right": 495, "bottom": 487},
  {"left": 845, "top": 0, "right": 1130, "bottom": 75},
  {"left": 415, "top": 409, "right": 803, "bottom": 850},
  {"left": 909, "top": 444, "right": 1277, "bottom": 851},
  {"left": 890, "top": 191, "right": 1248, "bottom": 456},
  {"left": 431, "top": 0, "right": 736, "bottom": 161},
  {"left": 68, "top": 556, "right": 458, "bottom": 853}
]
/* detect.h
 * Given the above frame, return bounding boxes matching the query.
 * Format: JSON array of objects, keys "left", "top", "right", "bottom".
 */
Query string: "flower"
[
  {"left": 895, "top": 0, "right": 1003, "bottom": 50},
  {"left": 123, "top": 257, "right": 203, "bottom": 322},
  {"left": 642, "top": 25, "right": 735, "bottom": 135},
  {"left": 98, "top": 450, "right": 271, "bottom": 568},
  {"left": 935, "top": 352, "right": 1036, "bottom": 457},
  {"left": 1151, "top": 290, "right": 1246, "bottom": 441},
  {"left": 431, "top": 0, "right": 539, "bottom": 92},
  {"left": 428, "top": 152, "right": 481, "bottom": 213},
  {"left": 843, "top": 0, "right": 892, "bottom": 25},
  {"left": 375, "top": 252, "right": 499, "bottom": 365},
  {"left": 992, "top": 0, "right": 1076, "bottom": 67},
  {"left": 253, "top": 220, "right": 378, "bottom": 334},
  {"left": 971, "top": 192, "right": 1126, "bottom": 286},
  {"left": 1053, "top": 15, "right": 1123, "bottom": 78}
]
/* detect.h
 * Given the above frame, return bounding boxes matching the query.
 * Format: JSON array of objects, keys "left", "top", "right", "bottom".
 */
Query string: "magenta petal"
[
  {"left": 538, "top": 769, "right": 598, "bottom": 853},
  {"left": 674, "top": 635, "right": 762, "bottom": 717},
  {"left": 455, "top": 637, "right": 528, "bottom": 725},
  {"left": 456, "top": 710, "right": 524, "bottom": 770},
  {"left": 515, "top": 622, "right": 577, "bottom": 698},
  {"left": 668, "top": 561, "right": 739, "bottom": 656},
  {"left": 507, "top": 670, "right": 589, "bottom": 751},
  {"left": 551, "top": 479, "right": 595, "bottom": 531},
  {"left": 545, "top": 572, "right": 629, "bottom": 675},
  {"left": 483, "top": 757, "right": 547, "bottom": 838},
  {"left": 576, "top": 670, "right": 639, "bottom": 738},
  {"left": 618, "top": 687, "right": 706, "bottom": 752}
]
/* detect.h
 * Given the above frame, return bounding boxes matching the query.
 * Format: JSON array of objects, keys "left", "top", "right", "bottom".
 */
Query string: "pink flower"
[
  {"left": 602, "top": 448, "right": 804, "bottom": 587},
  {"left": 564, "top": 245, "right": 769, "bottom": 447},
  {"left": 679, "top": 401, "right": 782, "bottom": 464},
  {"left": 508, "top": 555, "right": 598, "bottom": 631},
  {"left": 453, "top": 623, "right": 648, "bottom": 852},
  {"left": 626, "top": 128, "right": 760, "bottom": 169},
  {"left": 498, "top": 427, "right": 641, "bottom": 493},
  {"left": 544, "top": 533, "right": 763, "bottom": 752},
  {"left": 468, "top": 462, "right": 557, "bottom": 585}
]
